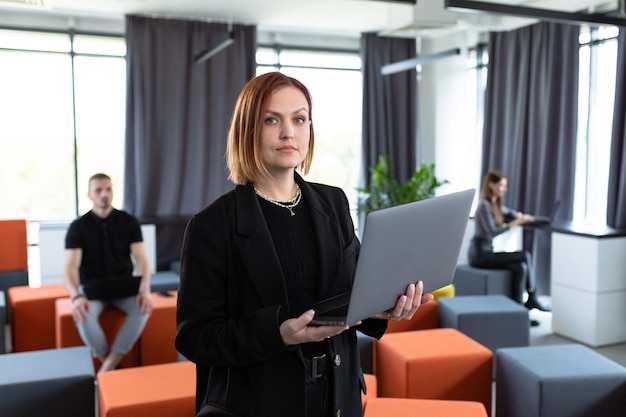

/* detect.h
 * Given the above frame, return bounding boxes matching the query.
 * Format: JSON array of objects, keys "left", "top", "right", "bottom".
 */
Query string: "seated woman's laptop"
[
  {"left": 528, "top": 200, "right": 560, "bottom": 226},
  {"left": 308, "top": 188, "right": 475, "bottom": 325}
]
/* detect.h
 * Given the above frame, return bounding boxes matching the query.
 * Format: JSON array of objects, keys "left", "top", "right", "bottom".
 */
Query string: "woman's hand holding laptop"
[
  {"left": 279, "top": 281, "right": 434, "bottom": 345},
  {"left": 369, "top": 280, "right": 434, "bottom": 321}
]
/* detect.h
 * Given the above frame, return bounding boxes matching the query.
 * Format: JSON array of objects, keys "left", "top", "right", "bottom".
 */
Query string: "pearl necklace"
[{"left": 255, "top": 185, "right": 302, "bottom": 216}]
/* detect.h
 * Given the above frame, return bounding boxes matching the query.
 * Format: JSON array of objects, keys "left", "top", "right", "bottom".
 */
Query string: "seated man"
[{"left": 63, "top": 173, "right": 152, "bottom": 372}]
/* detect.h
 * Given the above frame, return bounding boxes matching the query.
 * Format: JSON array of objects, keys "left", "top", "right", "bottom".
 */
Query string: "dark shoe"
[
  {"left": 530, "top": 319, "right": 540, "bottom": 327},
  {"left": 524, "top": 296, "right": 551, "bottom": 312}
]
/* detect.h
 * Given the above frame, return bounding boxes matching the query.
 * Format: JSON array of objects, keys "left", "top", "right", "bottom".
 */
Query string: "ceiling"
[{"left": 0, "top": 0, "right": 621, "bottom": 38}]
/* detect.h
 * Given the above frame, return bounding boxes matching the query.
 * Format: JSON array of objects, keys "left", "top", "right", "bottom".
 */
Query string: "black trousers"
[{"left": 468, "top": 238, "right": 535, "bottom": 303}]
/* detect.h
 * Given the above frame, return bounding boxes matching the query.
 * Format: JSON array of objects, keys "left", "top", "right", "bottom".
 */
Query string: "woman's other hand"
[{"left": 279, "top": 310, "right": 349, "bottom": 345}]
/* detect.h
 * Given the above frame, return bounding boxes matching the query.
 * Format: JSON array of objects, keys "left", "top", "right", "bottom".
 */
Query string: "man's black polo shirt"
[{"left": 65, "top": 209, "right": 143, "bottom": 284}]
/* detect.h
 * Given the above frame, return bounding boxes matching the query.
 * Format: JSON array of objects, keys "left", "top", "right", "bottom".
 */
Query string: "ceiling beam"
[
  {"left": 445, "top": 0, "right": 626, "bottom": 27},
  {"left": 381, "top": 48, "right": 461, "bottom": 75},
  {"left": 194, "top": 31, "right": 235, "bottom": 64}
]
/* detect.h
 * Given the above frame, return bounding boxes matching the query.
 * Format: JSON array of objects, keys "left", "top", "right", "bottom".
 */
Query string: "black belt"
[{"left": 304, "top": 353, "right": 329, "bottom": 379}]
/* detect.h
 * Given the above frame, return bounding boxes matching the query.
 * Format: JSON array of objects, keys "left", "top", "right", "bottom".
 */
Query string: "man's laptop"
[
  {"left": 530, "top": 200, "right": 560, "bottom": 226},
  {"left": 82, "top": 275, "right": 142, "bottom": 300},
  {"left": 309, "top": 188, "right": 475, "bottom": 325}
]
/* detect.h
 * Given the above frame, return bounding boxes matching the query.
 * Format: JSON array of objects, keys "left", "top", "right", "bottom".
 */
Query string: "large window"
[
  {"left": 73, "top": 39, "right": 126, "bottom": 215},
  {"left": 257, "top": 46, "right": 363, "bottom": 222},
  {"left": 1, "top": 30, "right": 362, "bottom": 223},
  {"left": 0, "top": 29, "right": 126, "bottom": 221},
  {"left": 574, "top": 25, "right": 618, "bottom": 224},
  {"left": 0, "top": 31, "right": 74, "bottom": 220}
]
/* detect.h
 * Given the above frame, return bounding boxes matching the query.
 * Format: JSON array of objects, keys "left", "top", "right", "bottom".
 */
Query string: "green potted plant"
[{"left": 357, "top": 154, "right": 448, "bottom": 215}]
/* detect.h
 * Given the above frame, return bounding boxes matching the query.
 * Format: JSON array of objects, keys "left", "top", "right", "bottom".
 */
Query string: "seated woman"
[{"left": 468, "top": 170, "right": 549, "bottom": 314}]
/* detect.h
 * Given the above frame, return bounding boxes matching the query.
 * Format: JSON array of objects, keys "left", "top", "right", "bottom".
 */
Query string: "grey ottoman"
[
  {"left": 453, "top": 264, "right": 517, "bottom": 301},
  {"left": 0, "top": 270, "right": 28, "bottom": 322},
  {"left": 356, "top": 330, "right": 374, "bottom": 374},
  {"left": 151, "top": 270, "right": 180, "bottom": 293},
  {"left": 0, "top": 291, "right": 5, "bottom": 353},
  {"left": 439, "top": 295, "right": 529, "bottom": 377},
  {"left": 0, "top": 346, "right": 95, "bottom": 417},
  {"left": 496, "top": 344, "right": 626, "bottom": 417}
]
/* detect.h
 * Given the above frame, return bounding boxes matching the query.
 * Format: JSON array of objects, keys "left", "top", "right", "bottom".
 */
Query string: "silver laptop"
[
  {"left": 529, "top": 200, "right": 560, "bottom": 226},
  {"left": 309, "top": 188, "right": 475, "bottom": 325}
]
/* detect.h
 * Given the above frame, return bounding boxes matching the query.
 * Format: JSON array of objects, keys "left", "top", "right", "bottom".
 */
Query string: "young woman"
[
  {"left": 175, "top": 72, "right": 433, "bottom": 417},
  {"left": 469, "top": 170, "right": 547, "bottom": 312}
]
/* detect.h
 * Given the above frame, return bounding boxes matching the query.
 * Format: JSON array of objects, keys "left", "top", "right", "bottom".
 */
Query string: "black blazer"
[{"left": 175, "top": 174, "right": 387, "bottom": 417}]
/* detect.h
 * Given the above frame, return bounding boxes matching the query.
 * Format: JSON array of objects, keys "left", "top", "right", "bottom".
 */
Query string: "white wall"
[{"left": 418, "top": 31, "right": 487, "bottom": 215}]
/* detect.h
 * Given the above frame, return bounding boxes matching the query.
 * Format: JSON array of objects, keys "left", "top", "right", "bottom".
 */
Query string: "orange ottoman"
[
  {"left": 98, "top": 361, "right": 196, "bottom": 417},
  {"left": 371, "top": 301, "right": 439, "bottom": 374},
  {"left": 140, "top": 292, "right": 178, "bottom": 365},
  {"left": 362, "top": 373, "right": 378, "bottom": 408},
  {"left": 8, "top": 284, "right": 69, "bottom": 351},
  {"left": 375, "top": 328, "right": 492, "bottom": 415},
  {"left": 0, "top": 219, "right": 28, "bottom": 271},
  {"left": 364, "top": 398, "right": 488, "bottom": 417},
  {"left": 55, "top": 297, "right": 140, "bottom": 369},
  {"left": 0, "top": 219, "right": 29, "bottom": 320}
]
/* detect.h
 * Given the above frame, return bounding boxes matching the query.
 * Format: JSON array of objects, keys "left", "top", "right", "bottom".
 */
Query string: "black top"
[
  {"left": 258, "top": 194, "right": 328, "bottom": 358},
  {"left": 257, "top": 196, "right": 319, "bottom": 314},
  {"left": 65, "top": 208, "right": 143, "bottom": 284}
]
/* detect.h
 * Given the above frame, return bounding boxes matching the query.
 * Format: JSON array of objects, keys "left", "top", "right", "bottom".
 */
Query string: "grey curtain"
[
  {"left": 607, "top": 28, "right": 626, "bottom": 229},
  {"left": 482, "top": 22, "right": 579, "bottom": 297},
  {"left": 360, "top": 33, "right": 417, "bottom": 187},
  {"left": 124, "top": 16, "right": 256, "bottom": 269},
  {"left": 482, "top": 21, "right": 579, "bottom": 218},
  {"left": 359, "top": 33, "right": 417, "bottom": 231}
]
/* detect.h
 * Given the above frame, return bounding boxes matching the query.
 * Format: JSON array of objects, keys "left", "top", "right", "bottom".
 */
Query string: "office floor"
[{"left": 529, "top": 308, "right": 626, "bottom": 367}]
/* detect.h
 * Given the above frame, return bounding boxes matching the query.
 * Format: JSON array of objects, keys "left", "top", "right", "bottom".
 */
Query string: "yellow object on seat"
[{"left": 431, "top": 284, "right": 455, "bottom": 300}]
